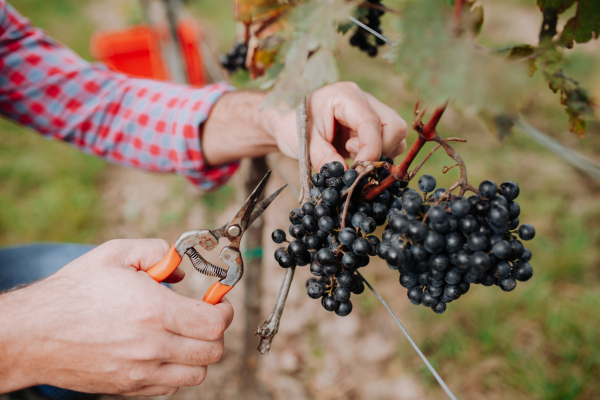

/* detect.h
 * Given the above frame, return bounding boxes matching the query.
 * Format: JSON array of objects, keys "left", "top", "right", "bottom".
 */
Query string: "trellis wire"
[
  {"left": 357, "top": 272, "right": 459, "bottom": 400},
  {"left": 349, "top": 16, "right": 394, "bottom": 45}
]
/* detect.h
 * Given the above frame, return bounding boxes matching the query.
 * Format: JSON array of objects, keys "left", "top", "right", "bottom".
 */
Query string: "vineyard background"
[{"left": 0, "top": 0, "right": 599, "bottom": 399}]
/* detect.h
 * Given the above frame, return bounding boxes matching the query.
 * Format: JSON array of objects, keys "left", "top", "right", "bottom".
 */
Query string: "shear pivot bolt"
[{"left": 228, "top": 225, "right": 241, "bottom": 237}]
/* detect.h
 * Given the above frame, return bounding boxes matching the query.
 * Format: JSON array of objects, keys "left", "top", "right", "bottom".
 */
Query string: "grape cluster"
[
  {"left": 271, "top": 158, "right": 400, "bottom": 317},
  {"left": 349, "top": 0, "right": 386, "bottom": 57},
  {"left": 379, "top": 177, "right": 535, "bottom": 314},
  {"left": 272, "top": 157, "right": 537, "bottom": 317},
  {"left": 220, "top": 42, "right": 248, "bottom": 74}
]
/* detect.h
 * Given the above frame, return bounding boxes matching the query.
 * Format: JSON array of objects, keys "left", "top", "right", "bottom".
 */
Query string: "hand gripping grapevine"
[{"left": 271, "top": 103, "right": 536, "bottom": 316}]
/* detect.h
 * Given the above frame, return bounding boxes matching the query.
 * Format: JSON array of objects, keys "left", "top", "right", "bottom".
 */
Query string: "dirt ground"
[{"left": 93, "top": 153, "right": 433, "bottom": 400}]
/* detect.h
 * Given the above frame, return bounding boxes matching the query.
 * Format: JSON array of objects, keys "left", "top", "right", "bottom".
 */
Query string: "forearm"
[
  {"left": 0, "top": 288, "right": 40, "bottom": 393},
  {"left": 201, "top": 91, "right": 284, "bottom": 166}
]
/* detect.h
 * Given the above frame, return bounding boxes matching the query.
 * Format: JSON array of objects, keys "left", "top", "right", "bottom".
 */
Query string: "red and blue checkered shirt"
[{"left": 0, "top": 1, "right": 239, "bottom": 190}]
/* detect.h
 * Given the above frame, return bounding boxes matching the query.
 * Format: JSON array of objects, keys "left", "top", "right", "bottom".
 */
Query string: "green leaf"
[
  {"left": 394, "top": 0, "right": 531, "bottom": 115},
  {"left": 537, "top": 0, "right": 576, "bottom": 14},
  {"left": 264, "top": 0, "right": 353, "bottom": 109},
  {"left": 561, "top": 0, "right": 600, "bottom": 47},
  {"left": 507, "top": 45, "right": 538, "bottom": 76}
]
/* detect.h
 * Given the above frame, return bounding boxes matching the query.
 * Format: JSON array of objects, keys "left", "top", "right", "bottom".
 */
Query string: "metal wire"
[
  {"left": 357, "top": 272, "right": 458, "bottom": 400},
  {"left": 185, "top": 247, "right": 227, "bottom": 279},
  {"left": 349, "top": 16, "right": 394, "bottom": 46}
]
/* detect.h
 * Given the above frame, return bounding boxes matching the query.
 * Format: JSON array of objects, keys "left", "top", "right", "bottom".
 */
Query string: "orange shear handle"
[
  {"left": 202, "top": 281, "right": 233, "bottom": 305},
  {"left": 147, "top": 244, "right": 182, "bottom": 282}
]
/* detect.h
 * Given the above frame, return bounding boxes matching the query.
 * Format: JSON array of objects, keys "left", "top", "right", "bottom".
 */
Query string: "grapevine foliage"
[{"left": 223, "top": 0, "right": 598, "bottom": 137}]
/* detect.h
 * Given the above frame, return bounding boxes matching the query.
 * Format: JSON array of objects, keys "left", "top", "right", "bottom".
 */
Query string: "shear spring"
[{"left": 185, "top": 247, "right": 227, "bottom": 279}]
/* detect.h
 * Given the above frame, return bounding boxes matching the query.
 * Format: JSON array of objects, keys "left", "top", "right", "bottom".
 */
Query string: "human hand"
[
  {"left": 201, "top": 82, "right": 407, "bottom": 171},
  {"left": 0, "top": 239, "right": 234, "bottom": 396},
  {"left": 269, "top": 82, "right": 408, "bottom": 171}
]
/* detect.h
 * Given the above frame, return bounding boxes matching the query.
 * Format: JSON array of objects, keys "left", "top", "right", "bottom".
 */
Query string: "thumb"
[
  {"left": 309, "top": 132, "right": 348, "bottom": 172},
  {"left": 120, "top": 239, "right": 186, "bottom": 283}
]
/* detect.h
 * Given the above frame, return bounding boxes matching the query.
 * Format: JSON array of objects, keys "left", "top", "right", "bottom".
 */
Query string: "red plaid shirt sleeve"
[{"left": 0, "top": 1, "right": 239, "bottom": 190}]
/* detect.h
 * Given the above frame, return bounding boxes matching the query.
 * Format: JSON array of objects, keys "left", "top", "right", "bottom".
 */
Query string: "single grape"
[
  {"left": 314, "top": 204, "right": 331, "bottom": 219},
  {"left": 428, "top": 276, "right": 444, "bottom": 288},
  {"left": 301, "top": 202, "right": 315, "bottom": 215},
  {"left": 512, "top": 262, "right": 533, "bottom": 281},
  {"left": 510, "top": 240, "right": 525, "bottom": 259},
  {"left": 352, "top": 238, "right": 371, "bottom": 257},
  {"left": 310, "top": 261, "right": 323, "bottom": 276},
  {"left": 471, "top": 251, "right": 491, "bottom": 271},
  {"left": 289, "top": 209, "right": 302, "bottom": 224},
  {"left": 498, "top": 276, "right": 517, "bottom": 292},
  {"left": 445, "top": 232, "right": 465, "bottom": 253},
  {"left": 508, "top": 201, "right": 521, "bottom": 220},
  {"left": 428, "top": 205, "right": 447, "bottom": 223},
  {"left": 427, "top": 285, "right": 443, "bottom": 297},
  {"left": 278, "top": 253, "right": 296, "bottom": 268},
  {"left": 288, "top": 240, "right": 307, "bottom": 258},
  {"left": 407, "top": 220, "right": 428, "bottom": 242},
  {"left": 337, "top": 271, "right": 356, "bottom": 288},
  {"left": 492, "top": 240, "right": 511, "bottom": 259},
  {"left": 327, "top": 161, "right": 345, "bottom": 178},
  {"left": 389, "top": 214, "right": 409, "bottom": 234},
  {"left": 274, "top": 246, "right": 287, "bottom": 262},
  {"left": 321, "top": 188, "right": 340, "bottom": 206},
  {"left": 499, "top": 181, "right": 520, "bottom": 201},
  {"left": 459, "top": 281, "right": 470, "bottom": 295},
  {"left": 432, "top": 301, "right": 447, "bottom": 314},
  {"left": 326, "top": 177, "right": 342, "bottom": 190},
  {"left": 338, "top": 227, "right": 357, "bottom": 246},
  {"left": 481, "top": 274, "right": 496, "bottom": 286},
  {"left": 418, "top": 174, "right": 437, "bottom": 192},
  {"left": 450, "top": 196, "right": 471, "bottom": 217},
  {"left": 272, "top": 229, "right": 286, "bottom": 244},
  {"left": 289, "top": 224, "right": 306, "bottom": 239},
  {"left": 444, "top": 285, "right": 461, "bottom": 301},
  {"left": 488, "top": 205, "right": 509, "bottom": 225},
  {"left": 433, "top": 188, "right": 448, "bottom": 202},
  {"left": 321, "top": 296, "right": 340, "bottom": 312},
  {"left": 410, "top": 243, "right": 428, "bottom": 261},
  {"left": 479, "top": 180, "right": 498, "bottom": 199},
  {"left": 316, "top": 248, "right": 335, "bottom": 266},
  {"left": 342, "top": 251, "right": 359, "bottom": 269},
  {"left": 518, "top": 224, "right": 536, "bottom": 241},
  {"left": 307, "top": 282, "right": 324, "bottom": 299},
  {"left": 400, "top": 271, "right": 418, "bottom": 288},
  {"left": 445, "top": 269, "right": 462, "bottom": 285},
  {"left": 336, "top": 300, "right": 353, "bottom": 316},
  {"left": 430, "top": 254, "right": 449, "bottom": 271},
  {"left": 424, "top": 231, "right": 445, "bottom": 254},
  {"left": 318, "top": 216, "right": 335, "bottom": 232},
  {"left": 407, "top": 286, "right": 423, "bottom": 303},
  {"left": 334, "top": 286, "right": 351, "bottom": 302},
  {"left": 467, "top": 232, "right": 489, "bottom": 252},
  {"left": 311, "top": 173, "right": 326, "bottom": 187},
  {"left": 422, "top": 291, "right": 439, "bottom": 307},
  {"left": 429, "top": 268, "right": 446, "bottom": 280},
  {"left": 360, "top": 217, "right": 377, "bottom": 234},
  {"left": 520, "top": 248, "right": 532, "bottom": 263},
  {"left": 490, "top": 194, "right": 509, "bottom": 209},
  {"left": 431, "top": 219, "right": 451, "bottom": 234},
  {"left": 342, "top": 169, "right": 359, "bottom": 186},
  {"left": 459, "top": 215, "right": 480, "bottom": 234},
  {"left": 356, "top": 202, "right": 373, "bottom": 216},
  {"left": 403, "top": 197, "right": 422, "bottom": 215},
  {"left": 305, "top": 234, "right": 321, "bottom": 250}
]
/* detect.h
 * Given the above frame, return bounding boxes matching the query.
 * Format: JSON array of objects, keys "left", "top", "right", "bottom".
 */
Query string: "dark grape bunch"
[
  {"left": 379, "top": 177, "right": 535, "bottom": 314},
  {"left": 220, "top": 42, "right": 248, "bottom": 74},
  {"left": 349, "top": 0, "right": 386, "bottom": 57},
  {"left": 271, "top": 157, "right": 537, "bottom": 317}
]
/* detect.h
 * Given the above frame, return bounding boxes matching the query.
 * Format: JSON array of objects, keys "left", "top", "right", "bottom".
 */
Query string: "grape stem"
[
  {"left": 256, "top": 96, "right": 310, "bottom": 355},
  {"left": 339, "top": 164, "right": 376, "bottom": 230},
  {"left": 405, "top": 137, "right": 467, "bottom": 181},
  {"left": 358, "top": 101, "right": 477, "bottom": 201}
]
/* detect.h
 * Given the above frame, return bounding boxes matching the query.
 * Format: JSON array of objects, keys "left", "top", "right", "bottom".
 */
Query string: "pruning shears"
[{"left": 146, "top": 171, "right": 286, "bottom": 305}]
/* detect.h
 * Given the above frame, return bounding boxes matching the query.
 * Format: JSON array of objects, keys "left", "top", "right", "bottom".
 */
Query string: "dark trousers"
[{"left": 0, "top": 243, "right": 95, "bottom": 400}]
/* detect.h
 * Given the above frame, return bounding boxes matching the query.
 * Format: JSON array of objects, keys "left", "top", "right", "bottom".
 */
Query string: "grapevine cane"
[{"left": 256, "top": 96, "right": 310, "bottom": 355}]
